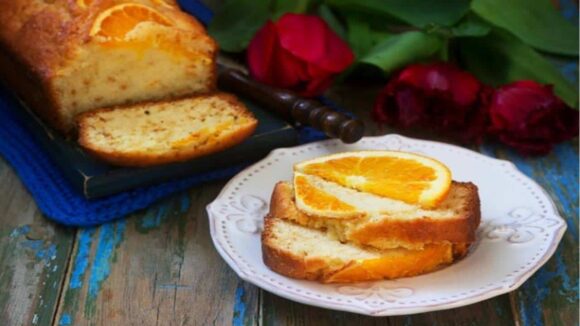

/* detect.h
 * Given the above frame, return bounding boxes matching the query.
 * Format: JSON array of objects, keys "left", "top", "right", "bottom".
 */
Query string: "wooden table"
[{"left": 0, "top": 83, "right": 577, "bottom": 326}]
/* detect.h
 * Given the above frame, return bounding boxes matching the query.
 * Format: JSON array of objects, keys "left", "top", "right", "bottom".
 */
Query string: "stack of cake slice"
[{"left": 261, "top": 151, "right": 481, "bottom": 283}]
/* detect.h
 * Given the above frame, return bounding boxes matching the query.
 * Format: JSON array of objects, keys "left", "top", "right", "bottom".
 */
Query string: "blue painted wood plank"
[
  {"left": 0, "top": 158, "right": 76, "bottom": 326},
  {"left": 481, "top": 141, "right": 579, "bottom": 326},
  {"left": 54, "top": 187, "right": 254, "bottom": 325}
]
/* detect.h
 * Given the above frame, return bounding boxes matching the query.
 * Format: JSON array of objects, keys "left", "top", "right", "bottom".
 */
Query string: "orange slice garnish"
[
  {"left": 151, "top": 0, "right": 174, "bottom": 8},
  {"left": 295, "top": 151, "right": 452, "bottom": 208},
  {"left": 294, "top": 174, "right": 358, "bottom": 215},
  {"left": 90, "top": 3, "right": 172, "bottom": 41}
]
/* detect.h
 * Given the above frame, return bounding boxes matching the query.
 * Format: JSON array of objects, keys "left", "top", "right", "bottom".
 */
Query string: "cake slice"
[
  {"left": 262, "top": 215, "right": 469, "bottom": 283},
  {"left": 77, "top": 93, "right": 257, "bottom": 167},
  {"left": 270, "top": 178, "right": 480, "bottom": 250}
]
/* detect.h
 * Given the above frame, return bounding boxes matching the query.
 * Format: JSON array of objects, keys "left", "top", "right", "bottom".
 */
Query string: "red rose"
[
  {"left": 488, "top": 80, "right": 579, "bottom": 155},
  {"left": 372, "top": 62, "right": 490, "bottom": 143},
  {"left": 247, "top": 13, "right": 354, "bottom": 97}
]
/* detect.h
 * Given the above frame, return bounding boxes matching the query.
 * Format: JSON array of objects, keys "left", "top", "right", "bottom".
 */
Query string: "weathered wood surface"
[
  {"left": 53, "top": 182, "right": 261, "bottom": 325},
  {"left": 0, "top": 157, "right": 75, "bottom": 326},
  {"left": 0, "top": 79, "right": 576, "bottom": 325},
  {"left": 481, "top": 141, "right": 579, "bottom": 326}
]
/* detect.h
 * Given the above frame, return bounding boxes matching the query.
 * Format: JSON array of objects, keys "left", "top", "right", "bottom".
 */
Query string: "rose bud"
[
  {"left": 488, "top": 80, "right": 578, "bottom": 155},
  {"left": 372, "top": 62, "right": 490, "bottom": 143},
  {"left": 247, "top": 13, "right": 354, "bottom": 97}
]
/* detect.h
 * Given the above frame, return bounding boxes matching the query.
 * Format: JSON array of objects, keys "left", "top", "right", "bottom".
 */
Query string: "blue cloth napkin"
[{"left": 0, "top": 1, "right": 330, "bottom": 227}]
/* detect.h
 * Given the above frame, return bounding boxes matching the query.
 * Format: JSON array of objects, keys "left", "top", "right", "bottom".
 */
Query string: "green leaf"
[
  {"left": 325, "top": 0, "right": 470, "bottom": 28},
  {"left": 360, "top": 31, "right": 443, "bottom": 73},
  {"left": 458, "top": 31, "right": 579, "bottom": 107},
  {"left": 271, "top": 0, "right": 311, "bottom": 19},
  {"left": 451, "top": 14, "right": 491, "bottom": 37},
  {"left": 207, "top": 0, "right": 270, "bottom": 52},
  {"left": 345, "top": 15, "right": 391, "bottom": 58},
  {"left": 318, "top": 4, "right": 347, "bottom": 40},
  {"left": 472, "top": 0, "right": 579, "bottom": 56}
]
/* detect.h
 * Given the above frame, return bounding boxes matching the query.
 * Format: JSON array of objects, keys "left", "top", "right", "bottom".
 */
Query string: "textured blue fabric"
[{"left": 0, "top": 0, "right": 335, "bottom": 227}]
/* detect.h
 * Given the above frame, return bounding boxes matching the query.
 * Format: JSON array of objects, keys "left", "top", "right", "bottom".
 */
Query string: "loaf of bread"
[
  {"left": 262, "top": 214, "right": 469, "bottom": 283},
  {"left": 0, "top": 0, "right": 217, "bottom": 133},
  {"left": 278, "top": 174, "right": 480, "bottom": 250},
  {"left": 76, "top": 93, "right": 258, "bottom": 167}
]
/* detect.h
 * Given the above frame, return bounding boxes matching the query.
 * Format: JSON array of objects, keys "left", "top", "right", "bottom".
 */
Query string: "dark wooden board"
[{"left": 5, "top": 88, "right": 298, "bottom": 199}]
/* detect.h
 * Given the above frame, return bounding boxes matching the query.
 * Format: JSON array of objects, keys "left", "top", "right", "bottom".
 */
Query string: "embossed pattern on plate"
[{"left": 206, "top": 134, "right": 567, "bottom": 316}]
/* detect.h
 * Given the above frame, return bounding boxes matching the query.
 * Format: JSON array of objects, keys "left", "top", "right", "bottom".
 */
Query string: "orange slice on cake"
[
  {"left": 90, "top": 3, "right": 172, "bottom": 41},
  {"left": 150, "top": 0, "right": 175, "bottom": 8},
  {"left": 294, "top": 151, "right": 452, "bottom": 208},
  {"left": 293, "top": 174, "right": 360, "bottom": 218}
]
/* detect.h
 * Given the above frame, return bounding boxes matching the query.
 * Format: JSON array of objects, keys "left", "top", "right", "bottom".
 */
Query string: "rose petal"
[
  {"left": 488, "top": 80, "right": 579, "bottom": 154},
  {"left": 398, "top": 63, "right": 480, "bottom": 106},
  {"left": 394, "top": 86, "right": 426, "bottom": 127},
  {"left": 302, "top": 75, "right": 334, "bottom": 97},
  {"left": 276, "top": 13, "right": 353, "bottom": 72},
  {"left": 247, "top": 21, "right": 278, "bottom": 84},
  {"left": 316, "top": 25, "right": 354, "bottom": 72},
  {"left": 372, "top": 85, "right": 393, "bottom": 123},
  {"left": 271, "top": 46, "right": 309, "bottom": 88}
]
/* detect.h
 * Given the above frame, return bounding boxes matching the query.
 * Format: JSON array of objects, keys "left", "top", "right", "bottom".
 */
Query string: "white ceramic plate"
[{"left": 206, "top": 134, "right": 566, "bottom": 316}]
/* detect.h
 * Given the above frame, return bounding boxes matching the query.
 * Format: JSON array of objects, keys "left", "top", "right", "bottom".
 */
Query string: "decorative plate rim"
[{"left": 206, "top": 134, "right": 567, "bottom": 316}]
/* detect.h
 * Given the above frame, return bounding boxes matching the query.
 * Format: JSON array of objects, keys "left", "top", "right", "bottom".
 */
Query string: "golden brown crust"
[
  {"left": 452, "top": 242, "right": 470, "bottom": 259},
  {"left": 350, "top": 182, "right": 481, "bottom": 246},
  {"left": 270, "top": 181, "right": 481, "bottom": 249},
  {"left": 0, "top": 46, "right": 68, "bottom": 130},
  {"left": 262, "top": 215, "right": 469, "bottom": 283},
  {"left": 0, "top": 0, "right": 217, "bottom": 134},
  {"left": 76, "top": 93, "right": 258, "bottom": 167},
  {"left": 261, "top": 215, "right": 329, "bottom": 281}
]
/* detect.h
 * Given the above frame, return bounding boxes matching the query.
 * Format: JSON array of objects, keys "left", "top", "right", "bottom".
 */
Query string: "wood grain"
[
  {"left": 53, "top": 181, "right": 259, "bottom": 326},
  {"left": 0, "top": 157, "right": 75, "bottom": 326},
  {"left": 262, "top": 292, "right": 516, "bottom": 326},
  {"left": 480, "top": 141, "right": 579, "bottom": 326}
]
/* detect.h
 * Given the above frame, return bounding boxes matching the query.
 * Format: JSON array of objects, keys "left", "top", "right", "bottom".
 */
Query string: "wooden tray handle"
[{"left": 218, "top": 68, "right": 364, "bottom": 144}]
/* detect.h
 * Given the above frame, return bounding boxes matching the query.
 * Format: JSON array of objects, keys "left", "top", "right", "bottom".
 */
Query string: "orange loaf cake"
[
  {"left": 262, "top": 151, "right": 481, "bottom": 283},
  {"left": 0, "top": 0, "right": 217, "bottom": 133}
]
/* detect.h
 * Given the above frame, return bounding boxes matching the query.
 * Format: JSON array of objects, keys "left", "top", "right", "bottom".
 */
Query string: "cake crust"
[{"left": 269, "top": 181, "right": 481, "bottom": 250}]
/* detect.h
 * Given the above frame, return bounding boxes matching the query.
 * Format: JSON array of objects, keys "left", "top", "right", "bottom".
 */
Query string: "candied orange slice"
[
  {"left": 294, "top": 174, "right": 357, "bottom": 216},
  {"left": 295, "top": 151, "right": 452, "bottom": 208},
  {"left": 90, "top": 3, "right": 172, "bottom": 41}
]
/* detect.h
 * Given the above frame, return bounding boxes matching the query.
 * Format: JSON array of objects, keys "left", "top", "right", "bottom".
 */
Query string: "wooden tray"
[{"left": 11, "top": 95, "right": 298, "bottom": 199}]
